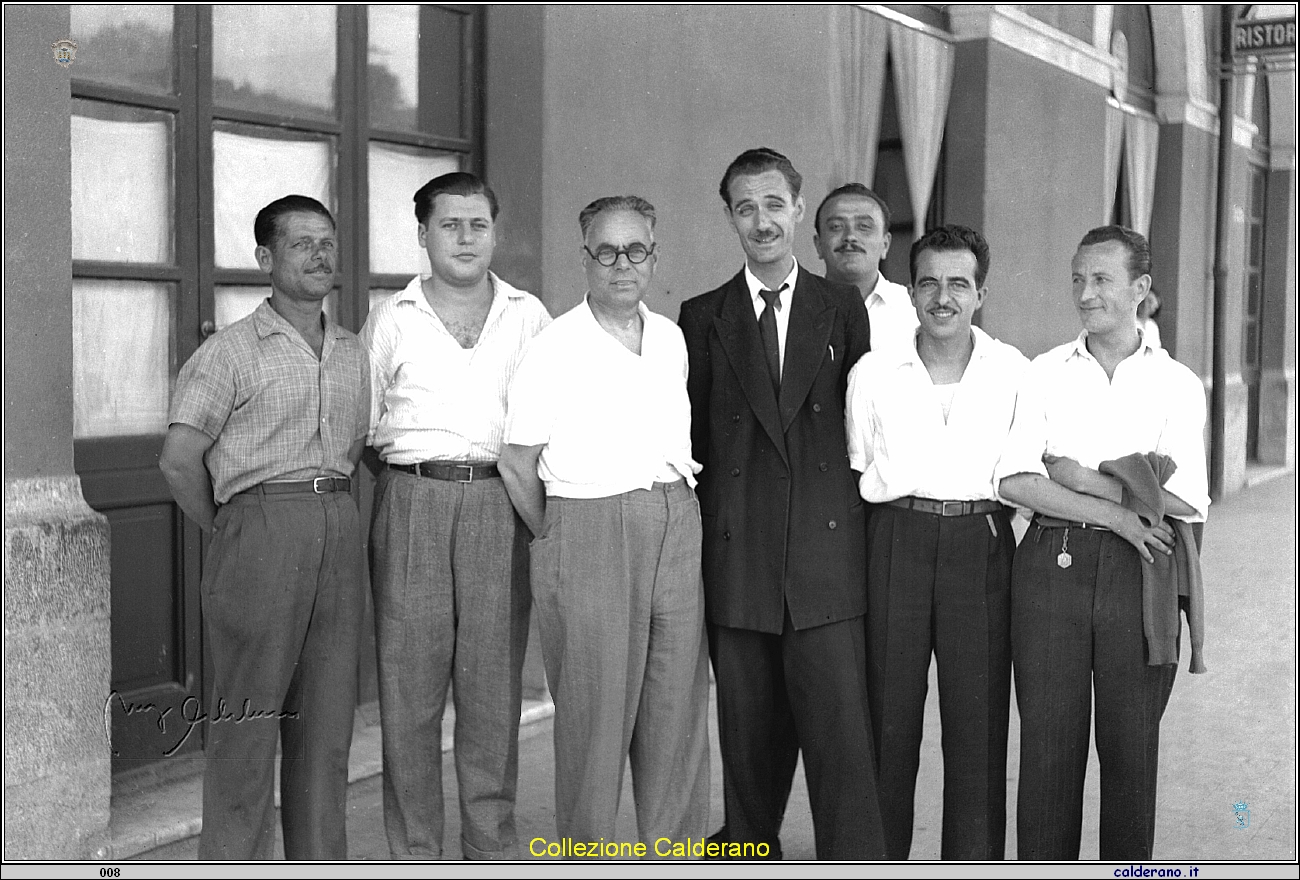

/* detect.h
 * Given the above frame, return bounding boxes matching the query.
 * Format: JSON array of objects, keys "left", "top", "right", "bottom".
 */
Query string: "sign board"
[{"left": 1232, "top": 17, "right": 1297, "bottom": 57}]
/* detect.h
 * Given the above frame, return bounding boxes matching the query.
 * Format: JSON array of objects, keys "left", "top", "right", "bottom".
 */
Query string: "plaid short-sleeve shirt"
[{"left": 170, "top": 300, "right": 370, "bottom": 503}]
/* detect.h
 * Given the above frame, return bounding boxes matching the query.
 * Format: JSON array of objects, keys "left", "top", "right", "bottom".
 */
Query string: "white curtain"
[
  {"left": 889, "top": 22, "right": 955, "bottom": 241},
  {"left": 73, "top": 280, "right": 172, "bottom": 438},
  {"left": 368, "top": 143, "right": 459, "bottom": 276},
  {"left": 1103, "top": 99, "right": 1125, "bottom": 223},
  {"left": 213, "top": 130, "right": 333, "bottom": 269},
  {"left": 71, "top": 113, "right": 171, "bottom": 263},
  {"left": 828, "top": 6, "right": 889, "bottom": 189},
  {"left": 1123, "top": 112, "right": 1160, "bottom": 238}
]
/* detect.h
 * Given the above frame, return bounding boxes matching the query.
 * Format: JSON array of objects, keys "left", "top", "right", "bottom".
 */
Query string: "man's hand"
[{"left": 1112, "top": 509, "right": 1175, "bottom": 563}]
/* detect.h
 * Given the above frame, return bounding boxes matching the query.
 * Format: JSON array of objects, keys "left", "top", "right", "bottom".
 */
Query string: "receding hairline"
[
  {"left": 816, "top": 192, "right": 887, "bottom": 230},
  {"left": 583, "top": 206, "right": 656, "bottom": 244}
]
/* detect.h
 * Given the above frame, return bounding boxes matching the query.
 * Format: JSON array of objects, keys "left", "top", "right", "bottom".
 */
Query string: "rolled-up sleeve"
[
  {"left": 504, "top": 341, "right": 556, "bottom": 449},
  {"left": 845, "top": 359, "right": 874, "bottom": 476},
  {"left": 1158, "top": 372, "right": 1210, "bottom": 522},
  {"left": 993, "top": 359, "right": 1050, "bottom": 486},
  {"left": 170, "top": 340, "right": 235, "bottom": 441}
]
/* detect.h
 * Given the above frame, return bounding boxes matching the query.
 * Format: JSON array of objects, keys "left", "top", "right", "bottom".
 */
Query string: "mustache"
[{"left": 835, "top": 243, "right": 867, "bottom": 253}]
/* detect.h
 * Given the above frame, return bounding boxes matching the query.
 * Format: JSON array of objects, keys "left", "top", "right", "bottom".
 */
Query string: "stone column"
[{"left": 3, "top": 4, "right": 112, "bottom": 859}]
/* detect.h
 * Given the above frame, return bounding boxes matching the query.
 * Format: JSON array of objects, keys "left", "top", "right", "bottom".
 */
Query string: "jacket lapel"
[
  {"left": 713, "top": 274, "right": 788, "bottom": 463},
  {"left": 779, "top": 268, "right": 835, "bottom": 432}
]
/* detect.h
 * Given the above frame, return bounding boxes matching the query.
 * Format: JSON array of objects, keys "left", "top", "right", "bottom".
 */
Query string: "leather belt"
[
  {"left": 1033, "top": 515, "right": 1111, "bottom": 532},
  {"left": 885, "top": 496, "right": 1005, "bottom": 517},
  {"left": 388, "top": 461, "right": 500, "bottom": 482},
  {"left": 240, "top": 477, "right": 351, "bottom": 497}
]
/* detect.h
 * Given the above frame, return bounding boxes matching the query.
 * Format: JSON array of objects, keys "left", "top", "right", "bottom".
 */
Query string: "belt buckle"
[
  {"left": 312, "top": 476, "right": 332, "bottom": 494},
  {"left": 941, "top": 500, "right": 964, "bottom": 517},
  {"left": 453, "top": 465, "right": 474, "bottom": 484}
]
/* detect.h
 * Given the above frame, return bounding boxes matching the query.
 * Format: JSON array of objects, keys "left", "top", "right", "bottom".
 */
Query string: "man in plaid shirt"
[{"left": 160, "top": 195, "right": 370, "bottom": 860}]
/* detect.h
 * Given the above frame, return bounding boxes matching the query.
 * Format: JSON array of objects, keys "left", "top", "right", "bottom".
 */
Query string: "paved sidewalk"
[{"left": 131, "top": 475, "right": 1297, "bottom": 861}]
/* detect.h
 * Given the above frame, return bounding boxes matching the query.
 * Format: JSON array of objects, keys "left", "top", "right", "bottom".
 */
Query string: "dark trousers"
[
  {"left": 866, "top": 504, "right": 1014, "bottom": 860},
  {"left": 1013, "top": 524, "right": 1177, "bottom": 860},
  {"left": 197, "top": 490, "right": 365, "bottom": 860},
  {"left": 712, "top": 613, "right": 886, "bottom": 860}
]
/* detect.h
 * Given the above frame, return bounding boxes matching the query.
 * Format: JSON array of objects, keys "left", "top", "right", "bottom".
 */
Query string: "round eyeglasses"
[{"left": 583, "top": 243, "right": 656, "bottom": 266}]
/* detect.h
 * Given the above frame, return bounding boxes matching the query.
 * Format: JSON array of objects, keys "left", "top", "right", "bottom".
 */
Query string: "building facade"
[{"left": 4, "top": 3, "right": 1295, "bottom": 858}]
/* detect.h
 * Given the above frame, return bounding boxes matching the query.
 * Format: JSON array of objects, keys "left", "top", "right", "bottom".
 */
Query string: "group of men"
[{"left": 159, "top": 145, "right": 1208, "bottom": 862}]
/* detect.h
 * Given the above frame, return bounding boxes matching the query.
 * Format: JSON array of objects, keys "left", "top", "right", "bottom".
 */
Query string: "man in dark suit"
[{"left": 678, "top": 148, "right": 885, "bottom": 860}]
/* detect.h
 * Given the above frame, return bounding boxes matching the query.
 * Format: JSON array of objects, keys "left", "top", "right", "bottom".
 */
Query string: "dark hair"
[
  {"left": 254, "top": 195, "right": 335, "bottom": 248},
  {"left": 814, "top": 183, "right": 891, "bottom": 234},
  {"left": 1078, "top": 225, "right": 1151, "bottom": 279},
  {"left": 578, "top": 195, "right": 656, "bottom": 239},
  {"left": 718, "top": 147, "right": 802, "bottom": 207},
  {"left": 413, "top": 171, "right": 499, "bottom": 225},
  {"left": 909, "top": 224, "right": 992, "bottom": 288}
]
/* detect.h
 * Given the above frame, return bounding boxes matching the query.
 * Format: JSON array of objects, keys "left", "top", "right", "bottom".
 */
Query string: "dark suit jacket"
[{"left": 679, "top": 265, "right": 871, "bottom": 633}]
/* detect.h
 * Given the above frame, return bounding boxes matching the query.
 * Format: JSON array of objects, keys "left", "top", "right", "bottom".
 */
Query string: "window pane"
[
  {"left": 368, "top": 5, "right": 466, "bottom": 136},
  {"left": 368, "top": 143, "right": 458, "bottom": 275},
  {"left": 72, "top": 100, "right": 173, "bottom": 264},
  {"left": 71, "top": 5, "right": 174, "bottom": 94},
  {"left": 216, "top": 287, "right": 336, "bottom": 332},
  {"left": 213, "top": 125, "right": 335, "bottom": 269},
  {"left": 212, "top": 5, "right": 337, "bottom": 118},
  {"left": 367, "top": 6, "right": 419, "bottom": 130},
  {"left": 74, "top": 280, "right": 174, "bottom": 438}
]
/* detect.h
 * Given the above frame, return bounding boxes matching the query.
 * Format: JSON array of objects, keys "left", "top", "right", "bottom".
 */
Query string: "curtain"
[
  {"left": 368, "top": 143, "right": 459, "bottom": 275},
  {"left": 213, "top": 129, "right": 333, "bottom": 269},
  {"left": 73, "top": 280, "right": 172, "bottom": 438},
  {"left": 1103, "top": 99, "right": 1125, "bottom": 223},
  {"left": 1124, "top": 112, "right": 1160, "bottom": 238},
  {"left": 828, "top": 5, "right": 889, "bottom": 189},
  {"left": 889, "top": 22, "right": 955, "bottom": 241},
  {"left": 71, "top": 112, "right": 171, "bottom": 263}
]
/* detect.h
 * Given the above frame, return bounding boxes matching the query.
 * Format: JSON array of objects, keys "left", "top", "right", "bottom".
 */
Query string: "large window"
[{"left": 71, "top": 4, "right": 483, "bottom": 388}]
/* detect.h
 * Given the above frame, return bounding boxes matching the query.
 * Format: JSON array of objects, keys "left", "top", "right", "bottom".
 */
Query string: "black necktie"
[{"left": 758, "top": 286, "right": 782, "bottom": 397}]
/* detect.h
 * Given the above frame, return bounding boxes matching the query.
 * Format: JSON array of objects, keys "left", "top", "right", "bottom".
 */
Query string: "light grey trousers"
[
  {"left": 370, "top": 468, "right": 531, "bottom": 859},
  {"left": 530, "top": 480, "right": 711, "bottom": 848}
]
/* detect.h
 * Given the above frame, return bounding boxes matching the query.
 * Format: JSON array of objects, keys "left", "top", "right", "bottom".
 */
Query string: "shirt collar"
[
  {"left": 864, "top": 274, "right": 907, "bottom": 309},
  {"left": 396, "top": 271, "right": 522, "bottom": 311},
  {"left": 252, "top": 298, "right": 343, "bottom": 340},
  {"left": 743, "top": 260, "right": 799, "bottom": 308},
  {"left": 1067, "top": 328, "right": 1159, "bottom": 364},
  {"left": 581, "top": 293, "right": 652, "bottom": 334},
  {"left": 894, "top": 324, "right": 995, "bottom": 369}
]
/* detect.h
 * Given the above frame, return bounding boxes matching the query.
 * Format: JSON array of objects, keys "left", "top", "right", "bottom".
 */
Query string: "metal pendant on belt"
[{"left": 1057, "top": 527, "right": 1072, "bottom": 569}]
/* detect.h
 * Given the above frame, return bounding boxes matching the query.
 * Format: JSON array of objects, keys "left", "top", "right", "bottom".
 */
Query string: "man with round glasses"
[{"left": 500, "top": 195, "right": 710, "bottom": 850}]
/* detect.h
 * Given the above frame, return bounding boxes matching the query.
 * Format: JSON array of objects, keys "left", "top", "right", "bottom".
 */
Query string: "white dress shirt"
[
  {"left": 743, "top": 260, "right": 800, "bottom": 376},
  {"left": 864, "top": 275, "right": 920, "bottom": 354},
  {"left": 847, "top": 326, "right": 1030, "bottom": 503},
  {"left": 505, "top": 296, "right": 701, "bottom": 499},
  {"left": 361, "top": 272, "right": 551, "bottom": 463},
  {"left": 993, "top": 331, "right": 1210, "bottom": 522}
]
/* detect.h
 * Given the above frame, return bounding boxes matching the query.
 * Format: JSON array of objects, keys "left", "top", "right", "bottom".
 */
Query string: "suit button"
[
  {"left": 723, "top": 531, "right": 731, "bottom": 540},
  {"left": 732, "top": 414, "right": 741, "bottom": 423},
  {"left": 828, "top": 520, "right": 837, "bottom": 530},
  {"left": 731, "top": 468, "right": 740, "bottom": 477},
  {"left": 819, "top": 462, "right": 828, "bottom": 472},
  {"left": 812, "top": 403, "right": 822, "bottom": 413}
]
